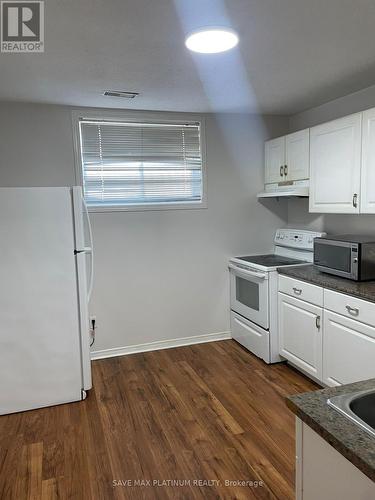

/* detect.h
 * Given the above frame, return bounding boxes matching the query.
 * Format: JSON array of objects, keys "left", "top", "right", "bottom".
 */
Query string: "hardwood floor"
[{"left": 0, "top": 340, "right": 318, "bottom": 499}]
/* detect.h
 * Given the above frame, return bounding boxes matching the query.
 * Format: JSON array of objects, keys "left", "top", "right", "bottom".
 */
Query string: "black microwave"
[{"left": 314, "top": 235, "right": 375, "bottom": 281}]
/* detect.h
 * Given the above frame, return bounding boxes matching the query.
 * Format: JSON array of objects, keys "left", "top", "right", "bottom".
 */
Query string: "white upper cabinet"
[
  {"left": 265, "top": 129, "right": 309, "bottom": 184},
  {"left": 264, "top": 108, "right": 375, "bottom": 213},
  {"left": 265, "top": 136, "right": 285, "bottom": 184},
  {"left": 285, "top": 129, "right": 309, "bottom": 181},
  {"left": 309, "top": 113, "right": 362, "bottom": 213},
  {"left": 360, "top": 108, "right": 375, "bottom": 213}
]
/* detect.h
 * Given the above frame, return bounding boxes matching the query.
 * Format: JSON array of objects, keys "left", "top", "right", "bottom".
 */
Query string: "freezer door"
[
  {"left": 73, "top": 187, "right": 85, "bottom": 249},
  {"left": 72, "top": 186, "right": 94, "bottom": 298},
  {"left": 0, "top": 188, "right": 84, "bottom": 414}
]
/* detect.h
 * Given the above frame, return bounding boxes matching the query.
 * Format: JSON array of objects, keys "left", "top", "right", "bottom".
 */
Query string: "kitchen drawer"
[
  {"left": 278, "top": 275, "right": 323, "bottom": 306},
  {"left": 231, "top": 311, "right": 270, "bottom": 363},
  {"left": 324, "top": 289, "right": 375, "bottom": 327}
]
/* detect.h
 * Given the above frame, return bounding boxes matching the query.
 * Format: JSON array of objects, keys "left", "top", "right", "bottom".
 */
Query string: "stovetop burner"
[{"left": 236, "top": 254, "right": 306, "bottom": 267}]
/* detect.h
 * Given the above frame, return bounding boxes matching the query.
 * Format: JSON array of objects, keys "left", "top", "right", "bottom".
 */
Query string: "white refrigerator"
[{"left": 0, "top": 187, "right": 93, "bottom": 415}]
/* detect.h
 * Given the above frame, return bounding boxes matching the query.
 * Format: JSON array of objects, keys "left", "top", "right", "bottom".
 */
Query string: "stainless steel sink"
[{"left": 327, "top": 389, "right": 375, "bottom": 438}]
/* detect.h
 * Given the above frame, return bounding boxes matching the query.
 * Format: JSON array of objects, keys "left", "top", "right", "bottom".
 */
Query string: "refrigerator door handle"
[{"left": 75, "top": 248, "right": 92, "bottom": 255}]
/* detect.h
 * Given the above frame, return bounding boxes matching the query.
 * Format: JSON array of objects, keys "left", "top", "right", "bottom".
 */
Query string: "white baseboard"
[{"left": 91, "top": 331, "right": 231, "bottom": 361}]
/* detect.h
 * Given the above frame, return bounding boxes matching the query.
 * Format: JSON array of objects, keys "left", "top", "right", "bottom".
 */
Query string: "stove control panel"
[{"left": 274, "top": 229, "right": 326, "bottom": 250}]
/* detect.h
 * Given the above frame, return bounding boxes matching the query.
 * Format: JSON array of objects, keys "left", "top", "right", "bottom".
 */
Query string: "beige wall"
[
  {"left": 0, "top": 102, "right": 289, "bottom": 353},
  {"left": 290, "top": 84, "right": 375, "bottom": 132}
]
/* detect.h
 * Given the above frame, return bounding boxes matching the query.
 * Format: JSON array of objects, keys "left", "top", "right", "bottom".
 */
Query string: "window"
[{"left": 75, "top": 114, "right": 205, "bottom": 211}]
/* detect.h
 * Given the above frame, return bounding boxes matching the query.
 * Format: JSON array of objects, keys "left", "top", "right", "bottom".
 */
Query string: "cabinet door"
[
  {"left": 300, "top": 422, "right": 375, "bottom": 500},
  {"left": 309, "top": 113, "right": 361, "bottom": 213},
  {"left": 285, "top": 129, "right": 309, "bottom": 181},
  {"left": 323, "top": 310, "right": 375, "bottom": 387},
  {"left": 279, "top": 292, "right": 322, "bottom": 379},
  {"left": 361, "top": 107, "right": 375, "bottom": 213},
  {"left": 265, "top": 137, "right": 285, "bottom": 184}
]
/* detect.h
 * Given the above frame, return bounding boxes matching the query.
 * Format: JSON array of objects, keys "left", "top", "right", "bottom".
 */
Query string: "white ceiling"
[{"left": 1, "top": 0, "right": 375, "bottom": 114}]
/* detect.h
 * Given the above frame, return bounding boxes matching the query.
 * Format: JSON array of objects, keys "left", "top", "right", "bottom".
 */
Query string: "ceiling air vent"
[{"left": 103, "top": 90, "right": 139, "bottom": 99}]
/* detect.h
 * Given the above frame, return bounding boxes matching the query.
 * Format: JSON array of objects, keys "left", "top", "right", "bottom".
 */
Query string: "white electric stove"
[{"left": 229, "top": 229, "right": 325, "bottom": 363}]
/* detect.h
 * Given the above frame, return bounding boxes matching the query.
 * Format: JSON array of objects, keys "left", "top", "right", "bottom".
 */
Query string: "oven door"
[{"left": 229, "top": 263, "right": 269, "bottom": 330}]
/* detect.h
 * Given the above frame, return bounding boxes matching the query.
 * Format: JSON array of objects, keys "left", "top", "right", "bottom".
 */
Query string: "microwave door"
[{"left": 314, "top": 240, "right": 355, "bottom": 279}]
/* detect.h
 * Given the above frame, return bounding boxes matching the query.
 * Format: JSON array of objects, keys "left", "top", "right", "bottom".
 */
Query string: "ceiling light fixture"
[
  {"left": 185, "top": 27, "right": 239, "bottom": 54},
  {"left": 103, "top": 91, "right": 139, "bottom": 98}
]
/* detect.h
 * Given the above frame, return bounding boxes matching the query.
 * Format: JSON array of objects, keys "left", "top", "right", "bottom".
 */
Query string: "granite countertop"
[
  {"left": 278, "top": 264, "right": 375, "bottom": 303},
  {"left": 287, "top": 379, "right": 375, "bottom": 482}
]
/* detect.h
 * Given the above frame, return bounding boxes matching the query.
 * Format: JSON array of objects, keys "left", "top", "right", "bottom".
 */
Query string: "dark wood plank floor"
[{"left": 0, "top": 340, "right": 318, "bottom": 499}]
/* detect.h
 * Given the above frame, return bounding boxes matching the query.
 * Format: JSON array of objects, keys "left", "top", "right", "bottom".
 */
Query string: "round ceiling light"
[{"left": 185, "top": 27, "right": 239, "bottom": 54}]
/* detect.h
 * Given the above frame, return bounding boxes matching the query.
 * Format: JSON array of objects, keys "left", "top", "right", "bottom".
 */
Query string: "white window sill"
[{"left": 86, "top": 200, "right": 207, "bottom": 213}]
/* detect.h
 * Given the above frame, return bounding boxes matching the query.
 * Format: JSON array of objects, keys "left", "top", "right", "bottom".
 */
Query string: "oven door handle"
[{"left": 228, "top": 263, "right": 268, "bottom": 281}]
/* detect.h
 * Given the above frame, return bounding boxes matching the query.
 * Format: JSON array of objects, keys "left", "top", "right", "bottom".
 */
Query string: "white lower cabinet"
[
  {"left": 278, "top": 292, "right": 322, "bottom": 380},
  {"left": 278, "top": 276, "right": 375, "bottom": 386},
  {"left": 323, "top": 310, "right": 375, "bottom": 386},
  {"left": 296, "top": 418, "right": 375, "bottom": 500}
]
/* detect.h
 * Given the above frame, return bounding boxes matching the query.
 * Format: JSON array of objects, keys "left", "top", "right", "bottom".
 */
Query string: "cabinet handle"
[
  {"left": 352, "top": 193, "right": 358, "bottom": 208},
  {"left": 315, "top": 315, "right": 321, "bottom": 330},
  {"left": 280, "top": 166, "right": 284, "bottom": 177},
  {"left": 293, "top": 287, "right": 302, "bottom": 295},
  {"left": 284, "top": 165, "right": 288, "bottom": 177},
  {"left": 346, "top": 305, "right": 359, "bottom": 316}
]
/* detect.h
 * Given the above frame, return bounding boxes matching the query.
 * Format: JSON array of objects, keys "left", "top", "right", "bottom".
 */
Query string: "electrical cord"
[{"left": 90, "top": 318, "right": 96, "bottom": 347}]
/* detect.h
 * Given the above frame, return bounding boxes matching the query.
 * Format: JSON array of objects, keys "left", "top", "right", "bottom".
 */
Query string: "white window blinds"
[{"left": 78, "top": 119, "right": 203, "bottom": 209}]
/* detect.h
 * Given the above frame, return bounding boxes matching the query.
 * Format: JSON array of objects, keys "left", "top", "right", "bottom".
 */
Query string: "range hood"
[{"left": 257, "top": 181, "right": 309, "bottom": 199}]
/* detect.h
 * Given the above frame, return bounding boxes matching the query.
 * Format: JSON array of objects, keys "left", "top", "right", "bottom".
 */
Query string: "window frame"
[{"left": 72, "top": 109, "right": 207, "bottom": 213}]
